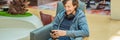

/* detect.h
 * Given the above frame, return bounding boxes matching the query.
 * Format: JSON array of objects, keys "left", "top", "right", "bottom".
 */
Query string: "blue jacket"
[{"left": 51, "top": 9, "right": 89, "bottom": 40}]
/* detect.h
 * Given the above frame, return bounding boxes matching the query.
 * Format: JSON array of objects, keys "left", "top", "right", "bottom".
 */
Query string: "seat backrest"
[{"left": 56, "top": 0, "right": 86, "bottom": 14}]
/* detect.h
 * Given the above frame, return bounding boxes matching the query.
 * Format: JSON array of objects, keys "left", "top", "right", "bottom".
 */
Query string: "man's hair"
[{"left": 62, "top": 0, "right": 79, "bottom": 10}]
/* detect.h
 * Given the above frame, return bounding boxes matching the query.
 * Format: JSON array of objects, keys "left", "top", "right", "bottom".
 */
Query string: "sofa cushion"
[{"left": 40, "top": 11, "right": 53, "bottom": 25}]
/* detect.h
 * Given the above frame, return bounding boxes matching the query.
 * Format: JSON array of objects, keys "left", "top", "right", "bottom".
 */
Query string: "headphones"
[{"left": 65, "top": 12, "right": 75, "bottom": 20}]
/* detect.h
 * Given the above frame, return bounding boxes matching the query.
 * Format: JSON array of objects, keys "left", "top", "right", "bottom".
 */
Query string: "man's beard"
[{"left": 65, "top": 11, "right": 75, "bottom": 20}]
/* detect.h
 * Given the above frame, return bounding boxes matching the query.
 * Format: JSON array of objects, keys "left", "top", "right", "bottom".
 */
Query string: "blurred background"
[{"left": 0, "top": 0, "right": 120, "bottom": 40}]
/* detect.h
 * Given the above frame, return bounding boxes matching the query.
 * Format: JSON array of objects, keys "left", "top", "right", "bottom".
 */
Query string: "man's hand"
[
  {"left": 50, "top": 31, "right": 59, "bottom": 39},
  {"left": 52, "top": 30, "right": 66, "bottom": 36},
  {"left": 50, "top": 30, "right": 66, "bottom": 39}
]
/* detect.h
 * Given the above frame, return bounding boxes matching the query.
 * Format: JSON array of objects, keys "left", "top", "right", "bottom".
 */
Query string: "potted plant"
[{"left": 0, "top": 0, "right": 32, "bottom": 17}]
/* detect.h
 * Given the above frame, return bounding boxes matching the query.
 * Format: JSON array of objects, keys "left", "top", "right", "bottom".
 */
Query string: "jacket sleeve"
[
  {"left": 66, "top": 11, "right": 89, "bottom": 38},
  {"left": 51, "top": 13, "right": 60, "bottom": 30}
]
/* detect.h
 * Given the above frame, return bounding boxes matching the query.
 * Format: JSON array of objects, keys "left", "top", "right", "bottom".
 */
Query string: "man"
[{"left": 49, "top": 0, "right": 89, "bottom": 40}]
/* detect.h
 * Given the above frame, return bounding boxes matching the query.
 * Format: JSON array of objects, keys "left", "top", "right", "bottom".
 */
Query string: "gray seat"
[
  {"left": 30, "top": 23, "right": 53, "bottom": 40},
  {"left": 30, "top": 1, "right": 86, "bottom": 40}
]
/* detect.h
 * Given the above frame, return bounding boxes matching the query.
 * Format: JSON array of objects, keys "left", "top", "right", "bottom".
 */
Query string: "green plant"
[{"left": 0, "top": 11, "right": 32, "bottom": 17}]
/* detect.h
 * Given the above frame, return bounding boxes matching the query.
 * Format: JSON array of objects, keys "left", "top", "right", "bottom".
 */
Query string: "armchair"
[{"left": 30, "top": 0, "right": 87, "bottom": 40}]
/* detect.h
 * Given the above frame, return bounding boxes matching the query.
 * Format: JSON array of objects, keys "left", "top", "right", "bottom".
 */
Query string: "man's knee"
[
  {"left": 48, "top": 38, "right": 59, "bottom": 40},
  {"left": 75, "top": 37, "right": 83, "bottom": 40},
  {"left": 48, "top": 38, "right": 52, "bottom": 40}
]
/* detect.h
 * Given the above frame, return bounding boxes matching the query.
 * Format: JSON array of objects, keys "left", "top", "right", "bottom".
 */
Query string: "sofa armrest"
[{"left": 30, "top": 23, "right": 53, "bottom": 40}]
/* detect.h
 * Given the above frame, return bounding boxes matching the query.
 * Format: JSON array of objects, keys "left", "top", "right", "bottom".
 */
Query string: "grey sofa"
[
  {"left": 30, "top": 23, "right": 53, "bottom": 40},
  {"left": 30, "top": 1, "right": 86, "bottom": 40}
]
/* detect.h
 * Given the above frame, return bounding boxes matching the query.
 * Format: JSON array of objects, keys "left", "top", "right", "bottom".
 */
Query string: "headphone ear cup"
[{"left": 65, "top": 13, "right": 75, "bottom": 20}]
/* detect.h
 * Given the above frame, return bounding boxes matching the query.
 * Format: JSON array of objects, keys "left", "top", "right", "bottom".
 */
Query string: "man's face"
[{"left": 64, "top": 0, "right": 76, "bottom": 15}]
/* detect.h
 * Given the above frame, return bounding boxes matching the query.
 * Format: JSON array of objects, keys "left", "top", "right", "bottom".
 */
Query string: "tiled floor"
[{"left": 86, "top": 14, "right": 120, "bottom": 40}]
